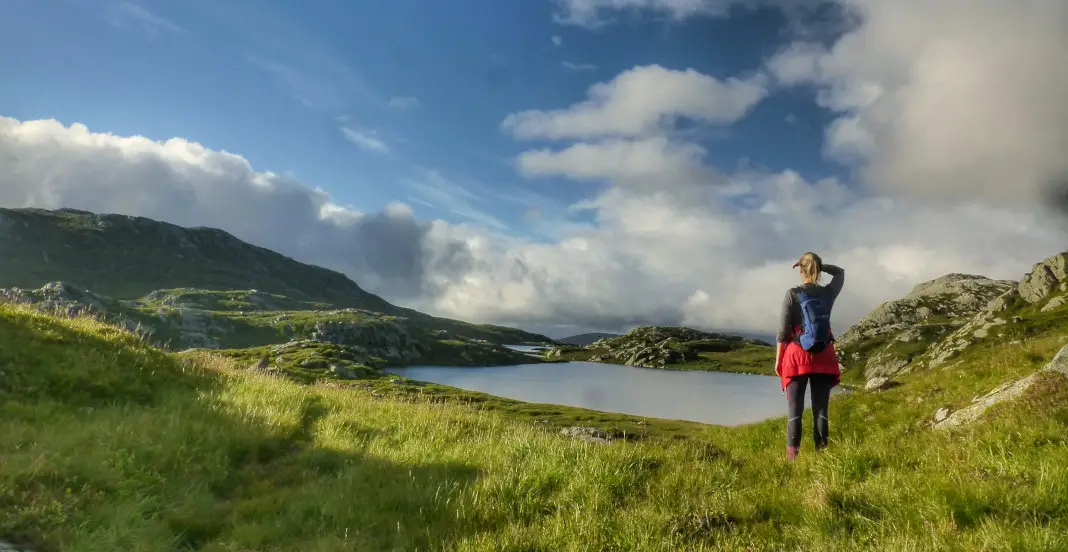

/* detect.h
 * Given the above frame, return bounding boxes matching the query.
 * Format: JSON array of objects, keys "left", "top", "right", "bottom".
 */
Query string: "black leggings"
[{"left": 786, "top": 374, "right": 835, "bottom": 450}]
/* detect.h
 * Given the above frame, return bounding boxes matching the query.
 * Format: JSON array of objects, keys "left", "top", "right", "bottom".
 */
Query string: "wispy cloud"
[
  {"left": 340, "top": 126, "right": 390, "bottom": 154},
  {"left": 247, "top": 56, "right": 325, "bottom": 108},
  {"left": 552, "top": 35, "right": 563, "bottom": 47},
  {"left": 103, "top": 1, "right": 184, "bottom": 39},
  {"left": 403, "top": 169, "right": 509, "bottom": 231},
  {"left": 387, "top": 96, "right": 420, "bottom": 111},
  {"left": 189, "top": 2, "right": 381, "bottom": 110},
  {"left": 561, "top": 61, "right": 598, "bottom": 72}
]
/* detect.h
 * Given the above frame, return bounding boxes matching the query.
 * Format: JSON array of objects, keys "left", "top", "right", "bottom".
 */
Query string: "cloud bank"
[{"left": 3, "top": 1, "right": 1067, "bottom": 339}]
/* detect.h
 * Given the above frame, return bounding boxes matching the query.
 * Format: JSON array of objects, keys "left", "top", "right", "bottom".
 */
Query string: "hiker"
[{"left": 774, "top": 252, "right": 844, "bottom": 461}]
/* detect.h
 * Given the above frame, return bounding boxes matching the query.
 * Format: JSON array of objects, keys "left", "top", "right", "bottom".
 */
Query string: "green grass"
[{"left": 3, "top": 304, "right": 1068, "bottom": 551}]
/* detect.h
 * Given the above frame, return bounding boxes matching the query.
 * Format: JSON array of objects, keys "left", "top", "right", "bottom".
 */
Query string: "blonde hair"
[{"left": 798, "top": 251, "right": 822, "bottom": 284}]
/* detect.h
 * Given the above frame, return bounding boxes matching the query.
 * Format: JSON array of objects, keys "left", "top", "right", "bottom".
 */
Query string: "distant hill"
[
  {"left": 0, "top": 207, "right": 552, "bottom": 345},
  {"left": 548, "top": 326, "right": 774, "bottom": 374},
  {"left": 557, "top": 332, "right": 620, "bottom": 346}
]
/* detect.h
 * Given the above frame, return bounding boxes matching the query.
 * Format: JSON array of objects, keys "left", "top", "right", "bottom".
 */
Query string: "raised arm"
[{"left": 822, "top": 264, "right": 845, "bottom": 300}]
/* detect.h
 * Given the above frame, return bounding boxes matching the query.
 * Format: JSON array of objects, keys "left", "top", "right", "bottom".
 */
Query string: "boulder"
[
  {"left": 309, "top": 319, "right": 423, "bottom": 362},
  {"left": 934, "top": 407, "right": 951, "bottom": 423},
  {"left": 560, "top": 426, "right": 612, "bottom": 444},
  {"left": 1018, "top": 252, "right": 1068, "bottom": 303},
  {"left": 864, "top": 376, "right": 895, "bottom": 392},
  {"left": 1041, "top": 295, "right": 1067, "bottom": 313}
]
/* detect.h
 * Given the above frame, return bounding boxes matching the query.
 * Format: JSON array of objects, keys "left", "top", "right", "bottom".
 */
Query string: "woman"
[{"left": 774, "top": 252, "right": 845, "bottom": 461}]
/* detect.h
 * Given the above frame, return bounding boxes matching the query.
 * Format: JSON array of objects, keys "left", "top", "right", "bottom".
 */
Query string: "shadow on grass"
[{"left": 0, "top": 312, "right": 489, "bottom": 551}]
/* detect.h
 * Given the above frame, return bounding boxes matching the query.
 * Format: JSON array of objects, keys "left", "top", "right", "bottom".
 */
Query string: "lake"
[
  {"left": 503, "top": 344, "right": 546, "bottom": 354},
  {"left": 387, "top": 360, "right": 811, "bottom": 426}
]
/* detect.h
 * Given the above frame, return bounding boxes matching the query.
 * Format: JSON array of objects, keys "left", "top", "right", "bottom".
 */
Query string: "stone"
[
  {"left": 895, "top": 327, "right": 923, "bottom": 343},
  {"left": 864, "top": 354, "right": 910, "bottom": 378},
  {"left": 560, "top": 426, "right": 612, "bottom": 444},
  {"left": 1041, "top": 295, "right": 1067, "bottom": 313},
  {"left": 865, "top": 376, "right": 894, "bottom": 391},
  {"left": 934, "top": 407, "right": 951, "bottom": 423}
]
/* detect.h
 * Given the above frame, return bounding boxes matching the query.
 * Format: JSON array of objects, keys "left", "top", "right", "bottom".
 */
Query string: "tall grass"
[{"left": 1, "top": 304, "right": 1066, "bottom": 551}]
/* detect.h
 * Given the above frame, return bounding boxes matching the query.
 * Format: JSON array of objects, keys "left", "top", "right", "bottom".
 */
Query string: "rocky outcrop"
[
  {"left": 1017, "top": 252, "right": 1068, "bottom": 303},
  {"left": 0, "top": 281, "right": 158, "bottom": 339},
  {"left": 837, "top": 274, "right": 1015, "bottom": 350},
  {"left": 836, "top": 274, "right": 1016, "bottom": 378},
  {"left": 267, "top": 340, "right": 379, "bottom": 379},
  {"left": 933, "top": 344, "right": 1068, "bottom": 430},
  {"left": 553, "top": 326, "right": 768, "bottom": 369},
  {"left": 308, "top": 318, "right": 423, "bottom": 363},
  {"left": 0, "top": 280, "right": 117, "bottom": 317},
  {"left": 155, "top": 307, "right": 230, "bottom": 349}
]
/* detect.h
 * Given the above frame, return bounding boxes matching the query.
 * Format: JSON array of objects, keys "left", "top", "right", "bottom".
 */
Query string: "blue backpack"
[{"left": 795, "top": 289, "right": 832, "bottom": 353}]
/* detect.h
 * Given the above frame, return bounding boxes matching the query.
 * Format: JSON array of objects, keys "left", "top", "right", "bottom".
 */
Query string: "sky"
[{"left": 2, "top": 0, "right": 1067, "bottom": 339}]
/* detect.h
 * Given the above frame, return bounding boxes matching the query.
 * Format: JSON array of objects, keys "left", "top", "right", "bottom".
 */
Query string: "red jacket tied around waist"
[{"left": 776, "top": 324, "right": 840, "bottom": 390}]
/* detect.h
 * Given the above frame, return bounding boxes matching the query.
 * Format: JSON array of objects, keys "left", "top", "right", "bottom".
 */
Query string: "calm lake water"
[
  {"left": 387, "top": 360, "right": 800, "bottom": 426},
  {"left": 503, "top": 344, "right": 546, "bottom": 354}
]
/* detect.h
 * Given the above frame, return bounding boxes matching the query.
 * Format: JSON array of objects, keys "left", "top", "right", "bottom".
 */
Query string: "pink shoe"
[{"left": 787, "top": 446, "right": 798, "bottom": 461}]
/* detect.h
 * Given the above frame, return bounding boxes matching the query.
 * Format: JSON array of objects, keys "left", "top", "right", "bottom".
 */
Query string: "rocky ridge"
[
  {"left": 838, "top": 251, "right": 1068, "bottom": 389},
  {"left": 0, "top": 207, "right": 553, "bottom": 347}
]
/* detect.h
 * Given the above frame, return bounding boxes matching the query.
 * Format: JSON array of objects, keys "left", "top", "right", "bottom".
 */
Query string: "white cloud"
[
  {"left": 0, "top": 116, "right": 472, "bottom": 303},
  {"left": 387, "top": 96, "right": 420, "bottom": 111},
  {"left": 551, "top": 35, "right": 563, "bottom": 46},
  {"left": 561, "top": 61, "right": 598, "bottom": 72},
  {"left": 516, "top": 136, "right": 714, "bottom": 190},
  {"left": 501, "top": 64, "right": 768, "bottom": 140},
  {"left": 1, "top": 114, "right": 1065, "bottom": 339},
  {"left": 765, "top": 0, "right": 1068, "bottom": 209},
  {"left": 340, "top": 126, "right": 389, "bottom": 154}
]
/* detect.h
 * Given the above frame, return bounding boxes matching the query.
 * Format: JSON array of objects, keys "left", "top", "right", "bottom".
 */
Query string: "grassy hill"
[
  {"left": 2, "top": 281, "right": 1068, "bottom": 550},
  {"left": 547, "top": 326, "right": 776, "bottom": 375},
  {"left": 0, "top": 207, "right": 552, "bottom": 346}
]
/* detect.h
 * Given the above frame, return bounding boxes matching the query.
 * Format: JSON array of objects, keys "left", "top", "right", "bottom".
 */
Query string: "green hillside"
[{"left": 0, "top": 207, "right": 553, "bottom": 346}]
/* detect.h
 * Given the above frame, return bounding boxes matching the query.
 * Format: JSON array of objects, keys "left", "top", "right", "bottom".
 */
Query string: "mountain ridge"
[{"left": 0, "top": 206, "right": 552, "bottom": 346}]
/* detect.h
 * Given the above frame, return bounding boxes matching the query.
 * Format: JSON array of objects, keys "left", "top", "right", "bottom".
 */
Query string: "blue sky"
[{"left": 2, "top": 0, "right": 840, "bottom": 239}]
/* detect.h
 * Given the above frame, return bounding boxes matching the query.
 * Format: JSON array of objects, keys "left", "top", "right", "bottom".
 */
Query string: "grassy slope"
[
  {"left": 3, "top": 304, "right": 1068, "bottom": 551},
  {"left": 0, "top": 208, "right": 553, "bottom": 346}
]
